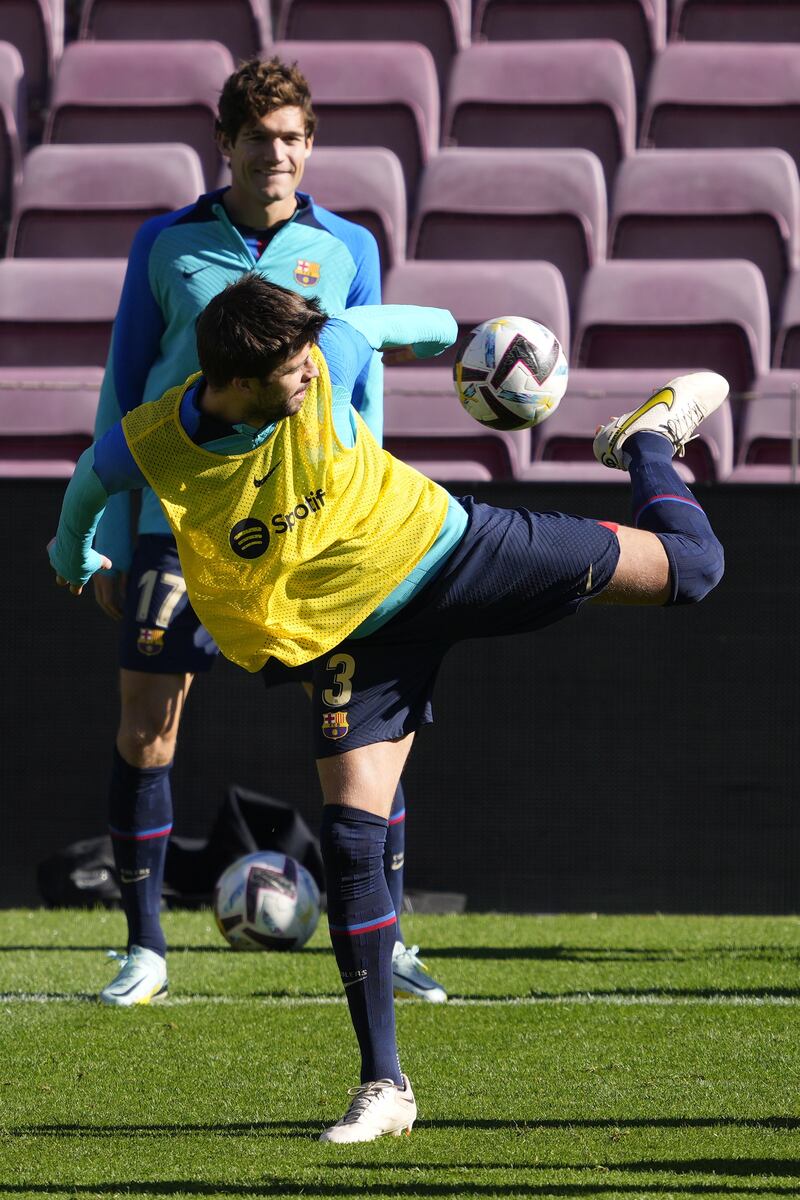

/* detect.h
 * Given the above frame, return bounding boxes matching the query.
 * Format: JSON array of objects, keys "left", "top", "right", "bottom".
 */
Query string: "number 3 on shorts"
[{"left": 322, "top": 653, "right": 355, "bottom": 707}]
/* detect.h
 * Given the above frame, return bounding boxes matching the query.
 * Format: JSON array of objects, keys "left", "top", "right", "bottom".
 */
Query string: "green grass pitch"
[{"left": 0, "top": 911, "right": 798, "bottom": 1199}]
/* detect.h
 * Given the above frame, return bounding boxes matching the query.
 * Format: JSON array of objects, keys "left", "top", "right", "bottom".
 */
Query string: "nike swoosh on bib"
[{"left": 254, "top": 461, "right": 282, "bottom": 488}]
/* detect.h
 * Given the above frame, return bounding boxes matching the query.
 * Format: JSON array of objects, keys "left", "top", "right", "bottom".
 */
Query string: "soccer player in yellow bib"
[{"left": 49, "top": 274, "right": 726, "bottom": 1143}]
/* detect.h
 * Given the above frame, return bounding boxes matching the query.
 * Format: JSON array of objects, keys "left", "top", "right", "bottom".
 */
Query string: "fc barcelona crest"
[
  {"left": 137, "top": 627, "right": 165, "bottom": 657},
  {"left": 322, "top": 711, "right": 349, "bottom": 740},
  {"left": 294, "top": 259, "right": 321, "bottom": 287}
]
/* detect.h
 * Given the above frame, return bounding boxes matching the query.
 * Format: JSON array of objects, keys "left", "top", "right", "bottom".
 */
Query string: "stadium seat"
[
  {"left": 670, "top": 0, "right": 800, "bottom": 42},
  {"left": 774, "top": 269, "right": 800, "bottom": 368},
  {"left": 0, "top": 258, "right": 125, "bottom": 367},
  {"left": 79, "top": 0, "right": 270, "bottom": 64},
  {"left": 574, "top": 259, "right": 771, "bottom": 395},
  {"left": 7, "top": 143, "right": 206, "bottom": 258},
  {"left": 0, "top": 43, "right": 24, "bottom": 249},
  {"left": 43, "top": 41, "right": 235, "bottom": 189},
  {"left": 727, "top": 370, "right": 800, "bottom": 483},
  {"left": 609, "top": 149, "right": 800, "bottom": 322},
  {"left": 382, "top": 364, "right": 529, "bottom": 480},
  {"left": 299, "top": 147, "right": 406, "bottom": 271},
  {"left": 383, "top": 259, "right": 570, "bottom": 371},
  {"left": 473, "top": 0, "right": 666, "bottom": 104},
  {"left": 275, "top": 41, "right": 439, "bottom": 201},
  {"left": 524, "top": 366, "right": 733, "bottom": 483},
  {"left": 275, "top": 0, "right": 469, "bottom": 97},
  {"left": 641, "top": 43, "right": 800, "bottom": 177},
  {"left": 0, "top": 0, "right": 63, "bottom": 139},
  {"left": 0, "top": 366, "right": 101, "bottom": 477},
  {"left": 410, "top": 148, "right": 606, "bottom": 318},
  {"left": 443, "top": 41, "right": 636, "bottom": 191}
]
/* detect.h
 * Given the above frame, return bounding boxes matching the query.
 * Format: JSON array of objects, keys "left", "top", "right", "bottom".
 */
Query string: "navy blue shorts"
[
  {"left": 122, "top": 534, "right": 312, "bottom": 686},
  {"left": 120, "top": 535, "right": 220, "bottom": 674},
  {"left": 307, "top": 498, "right": 620, "bottom": 759}
]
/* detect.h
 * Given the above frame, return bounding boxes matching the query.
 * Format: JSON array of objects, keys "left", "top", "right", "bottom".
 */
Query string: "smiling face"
[{"left": 218, "top": 106, "right": 313, "bottom": 228}]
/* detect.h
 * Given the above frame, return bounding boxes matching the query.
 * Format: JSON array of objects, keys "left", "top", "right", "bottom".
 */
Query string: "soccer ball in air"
[
  {"left": 213, "top": 851, "right": 321, "bottom": 951},
  {"left": 453, "top": 316, "right": 568, "bottom": 430}
]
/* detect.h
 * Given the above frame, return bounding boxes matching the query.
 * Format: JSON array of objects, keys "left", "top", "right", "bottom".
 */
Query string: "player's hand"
[
  {"left": 47, "top": 538, "right": 112, "bottom": 597},
  {"left": 93, "top": 570, "right": 127, "bottom": 621},
  {"left": 382, "top": 345, "right": 417, "bottom": 366}
]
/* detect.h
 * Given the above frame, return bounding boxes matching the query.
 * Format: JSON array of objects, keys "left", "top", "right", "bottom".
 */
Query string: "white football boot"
[
  {"left": 392, "top": 941, "right": 448, "bottom": 1003},
  {"left": 99, "top": 945, "right": 168, "bottom": 1007},
  {"left": 593, "top": 371, "right": 730, "bottom": 469},
  {"left": 319, "top": 1075, "right": 417, "bottom": 1143}
]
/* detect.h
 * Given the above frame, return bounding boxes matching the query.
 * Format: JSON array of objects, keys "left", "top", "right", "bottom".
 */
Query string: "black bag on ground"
[{"left": 37, "top": 786, "right": 324, "bottom": 907}]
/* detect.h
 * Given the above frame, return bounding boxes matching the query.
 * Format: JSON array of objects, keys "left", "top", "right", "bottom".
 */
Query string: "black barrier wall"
[{"left": 3, "top": 479, "right": 799, "bottom": 912}]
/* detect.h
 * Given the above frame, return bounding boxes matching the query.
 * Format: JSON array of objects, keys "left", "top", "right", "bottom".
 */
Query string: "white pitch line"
[{"left": 1, "top": 993, "right": 799, "bottom": 1008}]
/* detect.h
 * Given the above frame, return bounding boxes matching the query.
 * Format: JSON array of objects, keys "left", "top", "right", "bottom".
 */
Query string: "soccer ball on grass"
[
  {"left": 454, "top": 315, "right": 568, "bottom": 430},
  {"left": 213, "top": 851, "right": 321, "bottom": 950}
]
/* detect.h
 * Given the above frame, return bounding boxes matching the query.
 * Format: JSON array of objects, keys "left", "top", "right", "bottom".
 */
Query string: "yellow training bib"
[{"left": 122, "top": 347, "right": 449, "bottom": 671}]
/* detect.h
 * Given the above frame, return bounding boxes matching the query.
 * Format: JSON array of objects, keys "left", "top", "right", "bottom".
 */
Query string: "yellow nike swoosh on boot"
[{"left": 608, "top": 387, "right": 676, "bottom": 453}]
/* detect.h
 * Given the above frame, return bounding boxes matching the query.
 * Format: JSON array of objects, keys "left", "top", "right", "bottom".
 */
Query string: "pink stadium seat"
[
  {"left": 641, "top": 44, "right": 800, "bottom": 176},
  {"left": 7, "top": 143, "right": 206, "bottom": 258},
  {"left": 443, "top": 41, "right": 636, "bottom": 191},
  {"left": 43, "top": 41, "right": 235, "bottom": 188},
  {"left": 383, "top": 260, "right": 570, "bottom": 371},
  {"left": 728, "top": 370, "right": 800, "bottom": 483},
  {"left": 574, "top": 259, "right": 771, "bottom": 394},
  {"left": 474, "top": 0, "right": 666, "bottom": 102},
  {"left": 0, "top": 366, "right": 101, "bottom": 477},
  {"left": 410, "top": 148, "right": 606, "bottom": 317},
  {"left": 382, "top": 364, "right": 529, "bottom": 480},
  {"left": 299, "top": 147, "right": 406, "bottom": 271},
  {"left": 0, "top": 43, "right": 24, "bottom": 246},
  {"left": 774, "top": 270, "right": 800, "bottom": 368},
  {"left": 524, "top": 366, "right": 733, "bottom": 483},
  {"left": 276, "top": 0, "right": 469, "bottom": 96},
  {"left": 79, "top": 0, "right": 270, "bottom": 64},
  {"left": 0, "top": 0, "right": 63, "bottom": 138},
  {"left": 0, "top": 258, "right": 125, "bottom": 367},
  {"left": 276, "top": 41, "right": 439, "bottom": 201},
  {"left": 671, "top": 0, "right": 800, "bottom": 42},
  {"left": 609, "top": 149, "right": 800, "bottom": 322}
]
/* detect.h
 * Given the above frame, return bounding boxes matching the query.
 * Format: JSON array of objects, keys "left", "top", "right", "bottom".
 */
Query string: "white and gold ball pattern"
[
  {"left": 453, "top": 316, "right": 568, "bottom": 430},
  {"left": 213, "top": 851, "right": 321, "bottom": 951}
]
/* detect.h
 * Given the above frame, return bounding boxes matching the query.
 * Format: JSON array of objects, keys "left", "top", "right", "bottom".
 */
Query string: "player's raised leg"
[
  {"left": 592, "top": 372, "right": 726, "bottom": 606},
  {"left": 317, "top": 738, "right": 417, "bottom": 1143}
]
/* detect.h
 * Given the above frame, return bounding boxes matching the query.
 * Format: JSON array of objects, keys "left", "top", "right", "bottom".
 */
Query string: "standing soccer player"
[
  {"left": 90, "top": 57, "right": 445, "bottom": 1008},
  {"left": 49, "top": 277, "right": 725, "bottom": 1142}
]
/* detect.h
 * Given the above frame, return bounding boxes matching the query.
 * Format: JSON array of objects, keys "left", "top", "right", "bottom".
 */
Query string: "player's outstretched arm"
[
  {"left": 340, "top": 304, "right": 458, "bottom": 361},
  {"left": 48, "top": 449, "right": 114, "bottom": 594},
  {"left": 48, "top": 425, "right": 146, "bottom": 596}
]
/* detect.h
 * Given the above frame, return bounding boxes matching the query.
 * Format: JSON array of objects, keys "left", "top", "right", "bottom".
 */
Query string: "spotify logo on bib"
[{"left": 229, "top": 518, "right": 270, "bottom": 559}]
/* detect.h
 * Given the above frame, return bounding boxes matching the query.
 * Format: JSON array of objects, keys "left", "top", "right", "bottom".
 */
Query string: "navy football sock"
[
  {"left": 320, "top": 804, "right": 402, "bottom": 1085},
  {"left": 108, "top": 747, "right": 173, "bottom": 959},
  {"left": 626, "top": 432, "right": 724, "bottom": 604},
  {"left": 384, "top": 783, "right": 406, "bottom": 946}
]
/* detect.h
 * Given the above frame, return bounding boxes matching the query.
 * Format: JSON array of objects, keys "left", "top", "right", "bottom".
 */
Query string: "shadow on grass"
[
  {"left": 9, "top": 1117, "right": 800, "bottom": 1137},
  {"left": 4, "top": 944, "right": 800, "bottom": 964},
  {"left": 429, "top": 946, "right": 800, "bottom": 964},
  {"left": 0, "top": 1177, "right": 798, "bottom": 1197}
]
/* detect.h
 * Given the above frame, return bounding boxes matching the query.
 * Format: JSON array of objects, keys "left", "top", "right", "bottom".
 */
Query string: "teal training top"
[{"left": 94, "top": 187, "right": 383, "bottom": 572}]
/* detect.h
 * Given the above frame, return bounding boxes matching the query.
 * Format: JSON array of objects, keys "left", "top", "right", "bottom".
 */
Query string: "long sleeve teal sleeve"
[
  {"left": 339, "top": 305, "right": 457, "bottom": 359},
  {"left": 48, "top": 448, "right": 114, "bottom": 587}
]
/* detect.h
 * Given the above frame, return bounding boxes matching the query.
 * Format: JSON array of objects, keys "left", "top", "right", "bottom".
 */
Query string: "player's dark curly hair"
[
  {"left": 216, "top": 57, "right": 317, "bottom": 144},
  {"left": 196, "top": 273, "right": 327, "bottom": 388}
]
